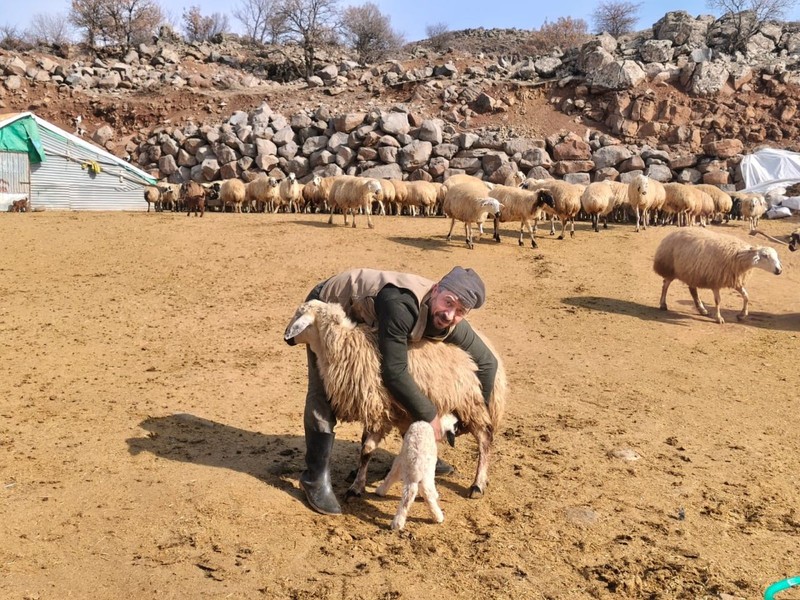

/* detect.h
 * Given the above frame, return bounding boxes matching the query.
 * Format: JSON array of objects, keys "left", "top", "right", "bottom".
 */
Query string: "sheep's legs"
[
  {"left": 468, "top": 429, "right": 492, "bottom": 499},
  {"left": 346, "top": 430, "right": 386, "bottom": 500},
  {"left": 446, "top": 218, "right": 456, "bottom": 242},
  {"left": 557, "top": 218, "right": 567, "bottom": 240},
  {"left": 689, "top": 286, "right": 709, "bottom": 317},
  {"left": 391, "top": 482, "right": 418, "bottom": 530},
  {"left": 523, "top": 219, "right": 538, "bottom": 248},
  {"left": 634, "top": 207, "right": 641, "bottom": 232},
  {"left": 712, "top": 288, "right": 725, "bottom": 324},
  {"left": 464, "top": 223, "right": 474, "bottom": 249},
  {"left": 659, "top": 278, "right": 672, "bottom": 311},
  {"left": 365, "top": 203, "right": 374, "bottom": 229},
  {"left": 735, "top": 286, "right": 749, "bottom": 321},
  {"left": 419, "top": 478, "right": 444, "bottom": 524}
]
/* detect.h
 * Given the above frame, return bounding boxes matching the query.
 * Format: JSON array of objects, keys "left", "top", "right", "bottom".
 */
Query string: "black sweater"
[{"left": 374, "top": 285, "right": 498, "bottom": 422}]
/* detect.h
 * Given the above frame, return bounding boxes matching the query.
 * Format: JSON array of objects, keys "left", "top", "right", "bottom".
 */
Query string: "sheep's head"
[
  {"left": 751, "top": 246, "right": 782, "bottom": 275},
  {"left": 366, "top": 179, "right": 383, "bottom": 199},
  {"left": 480, "top": 198, "right": 504, "bottom": 218},
  {"left": 439, "top": 413, "right": 459, "bottom": 447},
  {"left": 789, "top": 230, "right": 800, "bottom": 252},
  {"left": 269, "top": 177, "right": 279, "bottom": 188},
  {"left": 284, "top": 300, "right": 351, "bottom": 349},
  {"left": 288, "top": 172, "right": 297, "bottom": 183},
  {"left": 536, "top": 189, "right": 555, "bottom": 209}
]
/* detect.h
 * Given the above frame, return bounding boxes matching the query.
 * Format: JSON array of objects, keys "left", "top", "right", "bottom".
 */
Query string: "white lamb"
[
  {"left": 627, "top": 174, "right": 666, "bottom": 231},
  {"left": 375, "top": 414, "right": 458, "bottom": 531},
  {"left": 653, "top": 227, "right": 782, "bottom": 324}
]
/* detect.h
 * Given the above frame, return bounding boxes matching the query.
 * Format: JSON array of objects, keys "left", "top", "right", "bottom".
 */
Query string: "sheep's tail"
[{"left": 487, "top": 358, "right": 507, "bottom": 433}]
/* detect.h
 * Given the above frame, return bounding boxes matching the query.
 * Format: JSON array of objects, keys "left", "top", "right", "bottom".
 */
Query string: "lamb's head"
[
  {"left": 439, "top": 413, "right": 459, "bottom": 447},
  {"left": 284, "top": 300, "right": 353, "bottom": 349},
  {"left": 288, "top": 172, "right": 297, "bottom": 183},
  {"left": 480, "top": 198, "right": 504, "bottom": 218},
  {"left": 634, "top": 174, "right": 648, "bottom": 196},
  {"left": 366, "top": 179, "right": 383, "bottom": 200},
  {"left": 750, "top": 246, "right": 782, "bottom": 275},
  {"left": 269, "top": 176, "right": 280, "bottom": 188}
]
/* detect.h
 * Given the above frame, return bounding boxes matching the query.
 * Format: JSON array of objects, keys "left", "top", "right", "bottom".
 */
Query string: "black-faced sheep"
[
  {"left": 488, "top": 184, "right": 555, "bottom": 247},
  {"left": 522, "top": 179, "right": 583, "bottom": 239},
  {"left": 283, "top": 299, "right": 507, "bottom": 500},
  {"left": 375, "top": 414, "right": 458, "bottom": 531},
  {"left": 653, "top": 228, "right": 782, "bottom": 324}
]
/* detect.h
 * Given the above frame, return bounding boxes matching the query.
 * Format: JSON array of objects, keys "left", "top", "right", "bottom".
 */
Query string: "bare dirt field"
[{"left": 1, "top": 210, "right": 799, "bottom": 600}]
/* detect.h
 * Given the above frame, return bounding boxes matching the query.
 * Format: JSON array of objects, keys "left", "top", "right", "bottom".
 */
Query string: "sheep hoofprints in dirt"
[
  {"left": 283, "top": 299, "right": 507, "bottom": 500},
  {"left": 653, "top": 228, "right": 782, "bottom": 324},
  {"left": 375, "top": 414, "right": 458, "bottom": 531}
]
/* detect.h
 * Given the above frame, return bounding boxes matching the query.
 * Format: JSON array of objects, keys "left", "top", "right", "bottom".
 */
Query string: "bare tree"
[
  {"left": 0, "top": 24, "right": 29, "bottom": 51},
  {"left": 26, "top": 13, "right": 75, "bottom": 46},
  {"left": 70, "top": 0, "right": 162, "bottom": 49},
  {"left": 706, "top": 0, "right": 798, "bottom": 52},
  {"left": 182, "top": 5, "right": 229, "bottom": 42},
  {"left": 341, "top": 2, "right": 404, "bottom": 63},
  {"left": 591, "top": 0, "right": 641, "bottom": 36},
  {"left": 277, "top": 0, "right": 341, "bottom": 78},
  {"left": 234, "top": 0, "right": 288, "bottom": 44},
  {"left": 425, "top": 21, "right": 451, "bottom": 51},
  {"left": 536, "top": 16, "right": 589, "bottom": 51}
]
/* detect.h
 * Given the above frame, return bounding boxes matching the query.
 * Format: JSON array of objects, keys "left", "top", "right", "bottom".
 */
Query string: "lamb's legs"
[
  {"left": 374, "top": 457, "right": 403, "bottom": 497},
  {"left": 713, "top": 288, "right": 725, "bottom": 324},
  {"left": 419, "top": 478, "right": 444, "bottom": 524},
  {"left": 735, "top": 285, "right": 750, "bottom": 321},
  {"left": 635, "top": 207, "right": 641, "bottom": 232},
  {"left": 391, "top": 482, "right": 418, "bottom": 530},
  {"left": 468, "top": 429, "right": 493, "bottom": 499},
  {"left": 688, "top": 286, "right": 709, "bottom": 316},
  {"left": 659, "top": 278, "right": 673, "bottom": 311}
]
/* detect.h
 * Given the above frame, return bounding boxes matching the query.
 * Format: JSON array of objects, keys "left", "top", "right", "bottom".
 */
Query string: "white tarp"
[{"left": 740, "top": 147, "right": 800, "bottom": 192}]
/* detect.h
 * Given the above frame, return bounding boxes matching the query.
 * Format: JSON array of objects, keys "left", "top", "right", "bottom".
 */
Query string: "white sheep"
[
  {"left": 627, "top": 174, "right": 666, "bottom": 231},
  {"left": 144, "top": 185, "right": 161, "bottom": 212},
  {"left": 327, "top": 175, "right": 383, "bottom": 228},
  {"left": 375, "top": 414, "right": 458, "bottom": 531},
  {"left": 245, "top": 175, "right": 280, "bottom": 213},
  {"left": 302, "top": 175, "right": 334, "bottom": 213},
  {"left": 157, "top": 182, "right": 182, "bottom": 212},
  {"left": 661, "top": 182, "right": 699, "bottom": 227},
  {"left": 399, "top": 180, "right": 439, "bottom": 217},
  {"left": 733, "top": 192, "right": 768, "bottom": 232},
  {"left": 580, "top": 181, "right": 617, "bottom": 233},
  {"left": 219, "top": 178, "right": 246, "bottom": 214},
  {"left": 279, "top": 172, "right": 302, "bottom": 213},
  {"left": 442, "top": 181, "right": 505, "bottom": 249},
  {"left": 488, "top": 184, "right": 555, "bottom": 247},
  {"left": 695, "top": 184, "right": 733, "bottom": 223},
  {"left": 653, "top": 228, "right": 782, "bottom": 324},
  {"left": 375, "top": 179, "right": 396, "bottom": 215},
  {"left": 283, "top": 299, "right": 507, "bottom": 499},
  {"left": 522, "top": 179, "right": 583, "bottom": 239}
]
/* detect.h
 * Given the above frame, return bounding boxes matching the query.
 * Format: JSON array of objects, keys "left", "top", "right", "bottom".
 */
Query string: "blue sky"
[{"left": 4, "top": 0, "right": 800, "bottom": 44}]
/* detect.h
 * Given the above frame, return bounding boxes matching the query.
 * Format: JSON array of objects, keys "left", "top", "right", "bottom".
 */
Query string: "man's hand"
[{"left": 429, "top": 415, "right": 442, "bottom": 442}]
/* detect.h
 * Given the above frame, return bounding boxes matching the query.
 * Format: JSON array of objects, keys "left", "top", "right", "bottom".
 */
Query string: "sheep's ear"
[
  {"left": 445, "top": 430, "right": 456, "bottom": 447},
  {"left": 284, "top": 312, "right": 315, "bottom": 343}
]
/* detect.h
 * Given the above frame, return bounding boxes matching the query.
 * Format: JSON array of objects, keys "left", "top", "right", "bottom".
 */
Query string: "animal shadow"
[
  {"left": 126, "top": 413, "right": 392, "bottom": 504},
  {"left": 562, "top": 296, "right": 692, "bottom": 325},
  {"left": 388, "top": 235, "right": 453, "bottom": 251}
]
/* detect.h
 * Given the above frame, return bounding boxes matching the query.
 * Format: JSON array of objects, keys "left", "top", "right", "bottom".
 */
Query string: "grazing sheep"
[
  {"left": 653, "top": 228, "right": 782, "bottom": 324},
  {"left": 279, "top": 172, "right": 302, "bottom": 213},
  {"left": 488, "top": 184, "right": 555, "bottom": 247},
  {"left": 375, "top": 414, "right": 458, "bottom": 531},
  {"left": 283, "top": 299, "right": 507, "bottom": 499},
  {"left": 327, "top": 175, "right": 383, "bottom": 228},
  {"left": 627, "top": 174, "right": 666, "bottom": 231},
  {"left": 443, "top": 181, "right": 505, "bottom": 249},
  {"left": 695, "top": 184, "right": 733, "bottom": 223},
  {"left": 144, "top": 185, "right": 161, "bottom": 212},
  {"left": 789, "top": 228, "right": 800, "bottom": 252},
  {"left": 220, "top": 178, "right": 247, "bottom": 214},
  {"left": 580, "top": 181, "right": 617, "bottom": 233},
  {"left": 181, "top": 181, "right": 206, "bottom": 217}
]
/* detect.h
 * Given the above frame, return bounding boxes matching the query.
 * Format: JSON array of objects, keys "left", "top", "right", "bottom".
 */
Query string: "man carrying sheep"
[{"left": 299, "top": 266, "right": 498, "bottom": 515}]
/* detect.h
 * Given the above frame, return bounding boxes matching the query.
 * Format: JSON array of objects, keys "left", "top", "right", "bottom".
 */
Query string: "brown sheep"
[{"left": 181, "top": 181, "right": 206, "bottom": 217}]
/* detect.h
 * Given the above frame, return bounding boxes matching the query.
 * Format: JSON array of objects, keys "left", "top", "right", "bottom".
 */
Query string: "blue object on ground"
[{"left": 765, "top": 577, "right": 800, "bottom": 600}]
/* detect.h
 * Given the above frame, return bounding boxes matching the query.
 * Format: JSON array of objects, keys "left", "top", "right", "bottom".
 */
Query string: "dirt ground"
[{"left": 1, "top": 210, "right": 800, "bottom": 600}]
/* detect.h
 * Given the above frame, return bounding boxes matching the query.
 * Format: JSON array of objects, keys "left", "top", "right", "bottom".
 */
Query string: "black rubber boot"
[
  {"left": 300, "top": 432, "right": 342, "bottom": 515},
  {"left": 435, "top": 458, "right": 454, "bottom": 476}
]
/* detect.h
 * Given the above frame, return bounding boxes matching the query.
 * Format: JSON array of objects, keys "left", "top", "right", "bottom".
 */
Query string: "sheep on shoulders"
[{"left": 653, "top": 227, "right": 782, "bottom": 324}]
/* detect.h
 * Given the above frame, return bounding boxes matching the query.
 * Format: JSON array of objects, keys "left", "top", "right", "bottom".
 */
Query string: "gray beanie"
[{"left": 438, "top": 266, "right": 486, "bottom": 310}]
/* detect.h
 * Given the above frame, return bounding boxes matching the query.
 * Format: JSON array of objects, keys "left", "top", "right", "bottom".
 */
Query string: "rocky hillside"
[{"left": 1, "top": 10, "right": 799, "bottom": 189}]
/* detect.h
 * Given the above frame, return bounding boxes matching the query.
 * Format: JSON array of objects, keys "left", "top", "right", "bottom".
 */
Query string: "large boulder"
[
  {"left": 589, "top": 60, "right": 646, "bottom": 91},
  {"left": 653, "top": 11, "right": 711, "bottom": 47},
  {"left": 689, "top": 61, "right": 730, "bottom": 96}
]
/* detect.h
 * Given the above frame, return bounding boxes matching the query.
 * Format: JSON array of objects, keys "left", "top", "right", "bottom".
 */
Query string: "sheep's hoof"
[
  {"left": 446, "top": 235, "right": 452, "bottom": 242},
  {"left": 495, "top": 235, "right": 501, "bottom": 243},
  {"left": 659, "top": 304, "right": 668, "bottom": 311},
  {"left": 344, "top": 489, "right": 362, "bottom": 502},
  {"left": 737, "top": 313, "right": 748, "bottom": 321},
  {"left": 531, "top": 241, "right": 538, "bottom": 249},
  {"left": 467, "top": 242, "right": 474, "bottom": 250},
  {"left": 467, "top": 485, "right": 484, "bottom": 499},
  {"left": 557, "top": 235, "right": 565, "bottom": 240},
  {"left": 570, "top": 231, "right": 575, "bottom": 238},
  {"left": 549, "top": 231, "right": 555, "bottom": 236}
]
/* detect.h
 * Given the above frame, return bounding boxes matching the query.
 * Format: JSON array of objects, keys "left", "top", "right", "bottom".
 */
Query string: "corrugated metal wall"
[
  {"left": 31, "top": 128, "right": 148, "bottom": 211},
  {"left": 0, "top": 152, "right": 30, "bottom": 210}
]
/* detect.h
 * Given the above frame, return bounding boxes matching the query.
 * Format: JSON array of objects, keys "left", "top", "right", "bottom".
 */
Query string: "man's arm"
[
  {"left": 375, "top": 287, "right": 438, "bottom": 423},
  {"left": 444, "top": 319, "right": 498, "bottom": 406}
]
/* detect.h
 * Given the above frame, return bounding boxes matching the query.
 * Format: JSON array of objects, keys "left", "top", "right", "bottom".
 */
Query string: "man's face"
[{"left": 430, "top": 284, "right": 470, "bottom": 330}]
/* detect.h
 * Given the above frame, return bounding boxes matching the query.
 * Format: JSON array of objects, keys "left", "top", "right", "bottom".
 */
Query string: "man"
[{"left": 300, "top": 266, "right": 498, "bottom": 515}]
